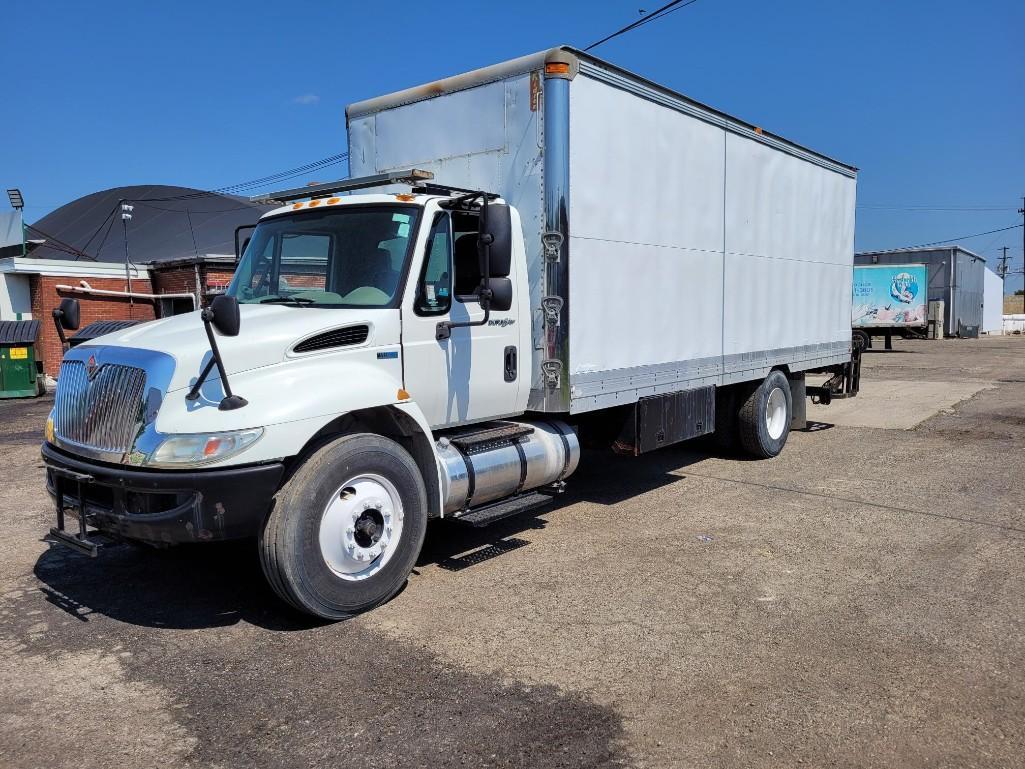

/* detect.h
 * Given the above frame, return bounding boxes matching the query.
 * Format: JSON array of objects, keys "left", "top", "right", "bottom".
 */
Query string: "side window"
[
  {"left": 452, "top": 211, "right": 482, "bottom": 299},
  {"left": 415, "top": 214, "right": 452, "bottom": 316}
]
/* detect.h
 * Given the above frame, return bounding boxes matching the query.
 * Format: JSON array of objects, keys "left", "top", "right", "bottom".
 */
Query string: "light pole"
[
  {"left": 6, "top": 188, "right": 25, "bottom": 257},
  {"left": 121, "top": 201, "right": 135, "bottom": 316}
]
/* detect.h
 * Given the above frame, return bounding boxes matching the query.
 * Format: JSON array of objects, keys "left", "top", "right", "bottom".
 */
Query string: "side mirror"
[
  {"left": 209, "top": 294, "right": 241, "bottom": 337},
  {"left": 54, "top": 298, "right": 80, "bottom": 331},
  {"left": 481, "top": 203, "right": 512, "bottom": 278},
  {"left": 488, "top": 278, "right": 513, "bottom": 312}
]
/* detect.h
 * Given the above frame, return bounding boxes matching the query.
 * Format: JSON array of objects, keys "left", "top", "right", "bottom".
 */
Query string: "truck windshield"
[{"left": 228, "top": 205, "right": 420, "bottom": 308}]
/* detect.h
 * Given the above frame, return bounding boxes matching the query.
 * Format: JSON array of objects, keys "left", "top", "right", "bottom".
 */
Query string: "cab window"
[{"left": 415, "top": 215, "right": 452, "bottom": 316}]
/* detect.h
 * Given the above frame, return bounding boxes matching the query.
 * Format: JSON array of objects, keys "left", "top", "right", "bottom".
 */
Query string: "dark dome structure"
[{"left": 27, "top": 185, "right": 273, "bottom": 264}]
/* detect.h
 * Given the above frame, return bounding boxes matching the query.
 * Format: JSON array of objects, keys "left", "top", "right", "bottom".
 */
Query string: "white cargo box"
[{"left": 347, "top": 46, "right": 857, "bottom": 414}]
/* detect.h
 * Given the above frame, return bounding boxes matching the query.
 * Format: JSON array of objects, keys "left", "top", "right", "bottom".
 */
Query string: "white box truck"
[{"left": 43, "top": 47, "right": 860, "bottom": 619}]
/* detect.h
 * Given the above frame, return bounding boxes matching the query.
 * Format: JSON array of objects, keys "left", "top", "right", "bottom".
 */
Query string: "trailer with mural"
[{"left": 851, "top": 263, "right": 928, "bottom": 350}]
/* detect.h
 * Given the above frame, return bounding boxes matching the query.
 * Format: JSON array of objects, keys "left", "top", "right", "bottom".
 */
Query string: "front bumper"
[{"left": 42, "top": 442, "right": 284, "bottom": 547}]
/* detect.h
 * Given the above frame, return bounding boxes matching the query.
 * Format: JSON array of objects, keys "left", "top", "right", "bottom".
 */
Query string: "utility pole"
[
  {"left": 1020, "top": 197, "right": 1025, "bottom": 313},
  {"left": 998, "top": 246, "right": 1010, "bottom": 280}
]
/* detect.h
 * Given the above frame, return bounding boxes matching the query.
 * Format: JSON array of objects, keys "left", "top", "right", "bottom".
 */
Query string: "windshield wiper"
[{"left": 258, "top": 295, "right": 316, "bottom": 307}]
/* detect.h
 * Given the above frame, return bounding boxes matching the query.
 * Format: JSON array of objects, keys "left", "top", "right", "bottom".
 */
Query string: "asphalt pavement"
[{"left": 1, "top": 337, "right": 1023, "bottom": 768}]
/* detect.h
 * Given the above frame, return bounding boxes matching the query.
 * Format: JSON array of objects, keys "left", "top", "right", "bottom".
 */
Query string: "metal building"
[{"left": 854, "top": 246, "right": 986, "bottom": 337}]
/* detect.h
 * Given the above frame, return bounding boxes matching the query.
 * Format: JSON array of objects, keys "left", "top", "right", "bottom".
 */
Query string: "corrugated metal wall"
[{"left": 854, "top": 248, "right": 986, "bottom": 336}]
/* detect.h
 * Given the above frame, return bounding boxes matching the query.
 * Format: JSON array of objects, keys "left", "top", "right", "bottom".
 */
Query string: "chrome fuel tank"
[{"left": 435, "top": 420, "right": 580, "bottom": 514}]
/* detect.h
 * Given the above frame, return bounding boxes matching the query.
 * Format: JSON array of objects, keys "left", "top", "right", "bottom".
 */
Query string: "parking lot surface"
[{"left": 1, "top": 337, "right": 1023, "bottom": 768}]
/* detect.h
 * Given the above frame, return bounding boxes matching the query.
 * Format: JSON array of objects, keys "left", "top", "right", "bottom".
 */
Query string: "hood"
[{"left": 87, "top": 304, "right": 398, "bottom": 392}]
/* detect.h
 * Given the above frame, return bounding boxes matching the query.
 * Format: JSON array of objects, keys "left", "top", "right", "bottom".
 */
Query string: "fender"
[{"left": 154, "top": 354, "right": 445, "bottom": 516}]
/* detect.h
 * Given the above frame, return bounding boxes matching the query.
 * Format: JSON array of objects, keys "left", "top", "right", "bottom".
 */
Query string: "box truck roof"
[{"left": 345, "top": 45, "right": 858, "bottom": 177}]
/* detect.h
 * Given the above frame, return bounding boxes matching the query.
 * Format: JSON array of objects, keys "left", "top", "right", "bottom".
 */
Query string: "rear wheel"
[
  {"left": 260, "top": 433, "right": 428, "bottom": 620},
  {"left": 738, "top": 370, "right": 792, "bottom": 458},
  {"left": 852, "top": 329, "right": 870, "bottom": 352}
]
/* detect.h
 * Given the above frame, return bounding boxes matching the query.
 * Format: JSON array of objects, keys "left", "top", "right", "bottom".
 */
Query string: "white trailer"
[{"left": 42, "top": 47, "right": 859, "bottom": 619}]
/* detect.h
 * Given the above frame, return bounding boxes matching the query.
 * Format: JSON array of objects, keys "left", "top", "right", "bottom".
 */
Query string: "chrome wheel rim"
[
  {"left": 319, "top": 473, "right": 404, "bottom": 581},
  {"left": 765, "top": 386, "right": 788, "bottom": 441}
]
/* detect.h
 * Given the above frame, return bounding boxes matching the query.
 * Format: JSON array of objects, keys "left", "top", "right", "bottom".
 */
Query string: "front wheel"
[
  {"left": 260, "top": 433, "right": 428, "bottom": 620},
  {"left": 737, "top": 370, "right": 793, "bottom": 459}
]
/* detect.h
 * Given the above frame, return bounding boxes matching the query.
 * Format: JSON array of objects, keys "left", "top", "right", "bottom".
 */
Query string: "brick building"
[
  {"left": 148, "top": 255, "right": 238, "bottom": 314},
  {"left": 1, "top": 257, "right": 155, "bottom": 375},
  {"left": 0, "top": 185, "right": 268, "bottom": 377}
]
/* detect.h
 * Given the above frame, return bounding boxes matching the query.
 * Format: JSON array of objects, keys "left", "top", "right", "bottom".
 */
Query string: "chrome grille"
[{"left": 54, "top": 360, "right": 147, "bottom": 454}]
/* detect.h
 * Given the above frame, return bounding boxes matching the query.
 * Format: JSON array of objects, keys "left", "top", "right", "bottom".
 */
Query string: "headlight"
[
  {"left": 45, "top": 410, "right": 55, "bottom": 444},
  {"left": 146, "top": 428, "right": 263, "bottom": 468}
]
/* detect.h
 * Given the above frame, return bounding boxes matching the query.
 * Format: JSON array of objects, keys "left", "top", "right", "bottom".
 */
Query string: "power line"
[
  {"left": 135, "top": 153, "right": 348, "bottom": 202},
  {"left": 584, "top": 0, "right": 702, "bottom": 52},
  {"left": 23, "top": 223, "right": 97, "bottom": 261},
  {"left": 25, "top": 153, "right": 348, "bottom": 260},
  {"left": 893, "top": 223, "right": 1024, "bottom": 250}
]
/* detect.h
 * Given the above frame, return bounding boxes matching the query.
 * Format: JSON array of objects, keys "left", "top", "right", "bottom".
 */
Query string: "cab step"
[
  {"left": 451, "top": 490, "right": 556, "bottom": 528},
  {"left": 447, "top": 421, "right": 534, "bottom": 455}
]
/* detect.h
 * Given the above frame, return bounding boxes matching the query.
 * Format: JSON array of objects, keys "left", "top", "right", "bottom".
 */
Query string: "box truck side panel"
[
  {"left": 722, "top": 132, "right": 855, "bottom": 381},
  {"left": 566, "top": 74, "right": 854, "bottom": 412},
  {"left": 567, "top": 74, "right": 726, "bottom": 409},
  {"left": 347, "top": 72, "right": 547, "bottom": 363}
]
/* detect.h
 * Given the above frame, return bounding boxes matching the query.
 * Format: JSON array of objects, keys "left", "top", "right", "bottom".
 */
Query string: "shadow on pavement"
[
  {"left": 33, "top": 537, "right": 321, "bottom": 632},
  {"left": 31, "top": 446, "right": 711, "bottom": 630}
]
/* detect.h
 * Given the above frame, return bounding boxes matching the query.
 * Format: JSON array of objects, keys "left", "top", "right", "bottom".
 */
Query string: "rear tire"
[
  {"left": 738, "top": 370, "right": 792, "bottom": 459},
  {"left": 852, "top": 329, "right": 870, "bottom": 352},
  {"left": 260, "top": 432, "right": 428, "bottom": 620}
]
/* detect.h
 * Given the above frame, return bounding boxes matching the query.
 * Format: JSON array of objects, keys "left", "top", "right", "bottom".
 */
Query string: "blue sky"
[{"left": 2, "top": 0, "right": 1023, "bottom": 291}]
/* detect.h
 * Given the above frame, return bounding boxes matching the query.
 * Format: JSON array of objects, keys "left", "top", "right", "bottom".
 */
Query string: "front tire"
[
  {"left": 260, "top": 433, "right": 428, "bottom": 620},
  {"left": 738, "top": 370, "right": 793, "bottom": 459}
]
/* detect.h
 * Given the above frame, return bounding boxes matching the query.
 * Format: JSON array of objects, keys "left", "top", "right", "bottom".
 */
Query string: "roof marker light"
[
  {"left": 308, "top": 200, "right": 321, "bottom": 207},
  {"left": 545, "top": 62, "right": 570, "bottom": 76},
  {"left": 327, "top": 197, "right": 341, "bottom": 204},
  {"left": 292, "top": 202, "right": 304, "bottom": 210}
]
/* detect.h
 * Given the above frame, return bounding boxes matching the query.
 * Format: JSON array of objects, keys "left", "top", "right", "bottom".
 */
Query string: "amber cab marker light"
[
  {"left": 395, "top": 194, "right": 416, "bottom": 202},
  {"left": 308, "top": 199, "right": 321, "bottom": 207},
  {"left": 327, "top": 197, "right": 341, "bottom": 204},
  {"left": 545, "top": 62, "right": 570, "bottom": 76},
  {"left": 397, "top": 389, "right": 411, "bottom": 401},
  {"left": 292, "top": 202, "right": 304, "bottom": 210}
]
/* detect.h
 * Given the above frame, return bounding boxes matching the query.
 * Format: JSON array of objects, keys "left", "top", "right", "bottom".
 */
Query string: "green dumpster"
[{"left": 0, "top": 320, "right": 44, "bottom": 398}]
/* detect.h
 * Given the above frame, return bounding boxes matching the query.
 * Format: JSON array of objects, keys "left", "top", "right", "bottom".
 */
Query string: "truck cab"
[{"left": 43, "top": 174, "right": 578, "bottom": 619}]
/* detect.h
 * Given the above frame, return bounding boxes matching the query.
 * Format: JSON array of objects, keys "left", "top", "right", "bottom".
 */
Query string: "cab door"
[{"left": 401, "top": 209, "right": 523, "bottom": 428}]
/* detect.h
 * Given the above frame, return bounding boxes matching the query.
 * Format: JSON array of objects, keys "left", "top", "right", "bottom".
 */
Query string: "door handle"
[{"left": 504, "top": 346, "right": 517, "bottom": 382}]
